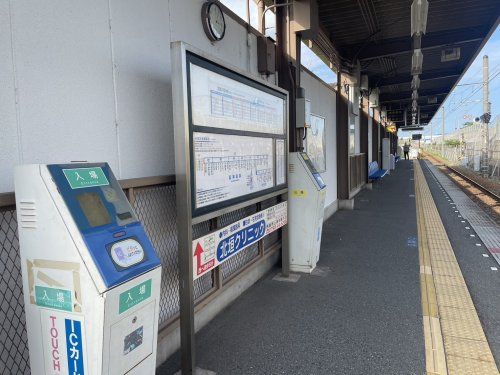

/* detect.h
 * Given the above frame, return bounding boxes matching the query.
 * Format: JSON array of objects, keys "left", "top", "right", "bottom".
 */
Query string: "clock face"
[{"left": 208, "top": 3, "right": 225, "bottom": 40}]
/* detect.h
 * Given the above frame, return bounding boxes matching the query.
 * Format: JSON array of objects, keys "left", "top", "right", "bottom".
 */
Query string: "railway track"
[
  {"left": 422, "top": 151, "right": 500, "bottom": 223},
  {"left": 422, "top": 151, "right": 500, "bottom": 201},
  {"left": 446, "top": 164, "right": 500, "bottom": 201}
]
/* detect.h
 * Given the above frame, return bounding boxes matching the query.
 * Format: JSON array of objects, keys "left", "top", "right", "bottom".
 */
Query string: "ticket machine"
[
  {"left": 15, "top": 163, "right": 162, "bottom": 375},
  {"left": 288, "top": 153, "right": 327, "bottom": 273}
]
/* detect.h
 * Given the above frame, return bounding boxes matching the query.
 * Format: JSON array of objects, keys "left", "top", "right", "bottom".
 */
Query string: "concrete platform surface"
[{"left": 158, "top": 161, "right": 425, "bottom": 375}]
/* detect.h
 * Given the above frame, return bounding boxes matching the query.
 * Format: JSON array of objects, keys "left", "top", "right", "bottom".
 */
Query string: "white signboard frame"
[
  {"left": 186, "top": 51, "right": 288, "bottom": 217},
  {"left": 171, "top": 41, "right": 289, "bottom": 374},
  {"left": 306, "top": 114, "right": 326, "bottom": 172}
]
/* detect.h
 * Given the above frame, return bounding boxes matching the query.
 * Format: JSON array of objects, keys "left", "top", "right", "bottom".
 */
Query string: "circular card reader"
[{"left": 110, "top": 238, "right": 145, "bottom": 269}]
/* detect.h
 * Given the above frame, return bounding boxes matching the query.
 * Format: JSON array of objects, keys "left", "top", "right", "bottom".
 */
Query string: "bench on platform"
[{"left": 368, "top": 161, "right": 387, "bottom": 181}]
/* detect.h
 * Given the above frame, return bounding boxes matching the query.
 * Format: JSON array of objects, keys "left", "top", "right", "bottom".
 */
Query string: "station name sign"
[{"left": 192, "top": 202, "right": 287, "bottom": 279}]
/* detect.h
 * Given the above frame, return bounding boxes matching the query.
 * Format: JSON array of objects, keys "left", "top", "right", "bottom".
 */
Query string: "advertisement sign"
[{"left": 192, "top": 202, "right": 287, "bottom": 279}]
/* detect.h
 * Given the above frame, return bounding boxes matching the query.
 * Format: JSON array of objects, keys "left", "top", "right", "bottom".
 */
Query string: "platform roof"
[{"left": 317, "top": 0, "right": 500, "bottom": 127}]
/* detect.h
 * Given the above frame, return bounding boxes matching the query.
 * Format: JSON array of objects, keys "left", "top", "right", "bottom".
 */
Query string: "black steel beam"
[
  {"left": 343, "top": 27, "right": 485, "bottom": 61},
  {"left": 385, "top": 102, "right": 442, "bottom": 112},
  {"left": 376, "top": 68, "right": 461, "bottom": 87},
  {"left": 380, "top": 89, "right": 448, "bottom": 104}
]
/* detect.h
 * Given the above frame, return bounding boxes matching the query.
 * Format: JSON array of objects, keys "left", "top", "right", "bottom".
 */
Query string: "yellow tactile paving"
[
  {"left": 444, "top": 336, "right": 496, "bottom": 362},
  {"left": 438, "top": 305, "right": 480, "bottom": 323},
  {"left": 414, "top": 160, "right": 499, "bottom": 375},
  {"left": 432, "top": 274, "right": 465, "bottom": 287},
  {"left": 447, "top": 355, "right": 499, "bottom": 375},
  {"left": 440, "top": 318, "right": 487, "bottom": 342}
]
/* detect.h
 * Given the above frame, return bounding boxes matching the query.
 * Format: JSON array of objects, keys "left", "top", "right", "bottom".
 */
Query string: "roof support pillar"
[
  {"left": 337, "top": 70, "right": 350, "bottom": 199},
  {"left": 360, "top": 97, "right": 369, "bottom": 183},
  {"left": 276, "top": 0, "right": 302, "bottom": 152}
]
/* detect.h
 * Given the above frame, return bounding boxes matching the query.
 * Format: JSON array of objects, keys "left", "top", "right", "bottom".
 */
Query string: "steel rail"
[
  {"left": 446, "top": 164, "right": 500, "bottom": 201},
  {"left": 422, "top": 150, "right": 500, "bottom": 201}
]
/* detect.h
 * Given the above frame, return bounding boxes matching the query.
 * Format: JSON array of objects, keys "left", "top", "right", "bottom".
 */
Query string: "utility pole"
[
  {"left": 481, "top": 55, "right": 491, "bottom": 177},
  {"left": 430, "top": 121, "right": 433, "bottom": 144},
  {"left": 257, "top": 0, "right": 265, "bottom": 34},
  {"left": 442, "top": 106, "right": 445, "bottom": 157}
]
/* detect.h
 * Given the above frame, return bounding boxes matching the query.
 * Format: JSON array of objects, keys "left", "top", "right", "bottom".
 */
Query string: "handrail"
[
  {"left": 0, "top": 193, "right": 15, "bottom": 208},
  {"left": 0, "top": 174, "right": 176, "bottom": 208}
]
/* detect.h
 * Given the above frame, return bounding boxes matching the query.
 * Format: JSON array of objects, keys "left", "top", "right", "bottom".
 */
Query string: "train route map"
[{"left": 193, "top": 132, "right": 274, "bottom": 208}]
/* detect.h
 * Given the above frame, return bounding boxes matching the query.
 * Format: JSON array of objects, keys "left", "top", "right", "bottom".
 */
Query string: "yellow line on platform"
[{"left": 414, "top": 160, "right": 499, "bottom": 375}]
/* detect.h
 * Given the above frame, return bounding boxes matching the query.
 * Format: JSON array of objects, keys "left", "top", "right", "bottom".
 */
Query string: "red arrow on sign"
[
  {"left": 194, "top": 242, "right": 215, "bottom": 276},
  {"left": 194, "top": 242, "right": 204, "bottom": 266}
]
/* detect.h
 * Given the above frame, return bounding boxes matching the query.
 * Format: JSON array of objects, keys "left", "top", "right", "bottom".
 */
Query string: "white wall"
[
  {"left": 0, "top": 0, "right": 273, "bottom": 193},
  {"left": 301, "top": 71, "right": 337, "bottom": 210},
  {"left": 368, "top": 115, "right": 373, "bottom": 162}
]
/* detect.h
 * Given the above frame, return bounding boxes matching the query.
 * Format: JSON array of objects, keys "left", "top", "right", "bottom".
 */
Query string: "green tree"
[{"left": 444, "top": 139, "right": 461, "bottom": 147}]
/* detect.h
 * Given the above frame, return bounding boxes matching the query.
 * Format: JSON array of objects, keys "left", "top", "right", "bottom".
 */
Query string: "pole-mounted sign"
[{"left": 171, "top": 42, "right": 289, "bottom": 374}]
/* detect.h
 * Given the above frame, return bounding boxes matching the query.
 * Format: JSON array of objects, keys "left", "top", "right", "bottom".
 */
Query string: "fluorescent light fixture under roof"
[
  {"left": 401, "top": 126, "right": 424, "bottom": 131},
  {"left": 411, "top": 75, "right": 420, "bottom": 90},
  {"left": 411, "top": 0, "right": 429, "bottom": 36},
  {"left": 412, "top": 90, "right": 419, "bottom": 100},
  {"left": 441, "top": 47, "right": 461, "bottom": 62},
  {"left": 412, "top": 49, "right": 423, "bottom": 75}
]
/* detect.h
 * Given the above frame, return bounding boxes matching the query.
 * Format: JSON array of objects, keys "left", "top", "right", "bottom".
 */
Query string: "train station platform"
[{"left": 158, "top": 159, "right": 500, "bottom": 375}]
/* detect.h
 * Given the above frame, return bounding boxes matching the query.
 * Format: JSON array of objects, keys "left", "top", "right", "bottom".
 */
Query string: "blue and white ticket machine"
[{"left": 15, "top": 163, "right": 162, "bottom": 375}]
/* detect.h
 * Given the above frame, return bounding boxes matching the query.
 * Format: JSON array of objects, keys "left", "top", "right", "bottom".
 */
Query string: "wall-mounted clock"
[{"left": 201, "top": 1, "right": 226, "bottom": 42}]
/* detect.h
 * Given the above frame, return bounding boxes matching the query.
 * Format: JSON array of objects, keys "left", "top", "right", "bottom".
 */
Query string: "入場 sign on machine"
[
  {"left": 63, "top": 167, "right": 109, "bottom": 189},
  {"left": 192, "top": 202, "right": 287, "bottom": 279}
]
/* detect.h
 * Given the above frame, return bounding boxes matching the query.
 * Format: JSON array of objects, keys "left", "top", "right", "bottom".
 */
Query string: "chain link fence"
[
  {"left": 0, "top": 183, "right": 282, "bottom": 373},
  {"left": 0, "top": 207, "right": 30, "bottom": 375},
  {"left": 422, "top": 118, "right": 500, "bottom": 179}
]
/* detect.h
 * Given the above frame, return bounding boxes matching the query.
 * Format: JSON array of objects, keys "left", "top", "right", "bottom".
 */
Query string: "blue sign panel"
[
  {"left": 217, "top": 220, "right": 266, "bottom": 262},
  {"left": 65, "top": 319, "right": 85, "bottom": 375}
]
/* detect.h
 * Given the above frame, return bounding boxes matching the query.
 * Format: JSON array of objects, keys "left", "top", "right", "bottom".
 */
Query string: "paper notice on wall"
[
  {"left": 276, "top": 139, "right": 286, "bottom": 185},
  {"left": 193, "top": 132, "right": 274, "bottom": 209},
  {"left": 306, "top": 114, "right": 326, "bottom": 172},
  {"left": 190, "top": 63, "right": 285, "bottom": 135}
]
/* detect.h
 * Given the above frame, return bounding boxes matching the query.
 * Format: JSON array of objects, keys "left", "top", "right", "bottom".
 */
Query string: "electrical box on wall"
[
  {"left": 291, "top": 0, "right": 319, "bottom": 39},
  {"left": 257, "top": 36, "right": 276, "bottom": 75},
  {"left": 296, "top": 96, "right": 311, "bottom": 128},
  {"left": 349, "top": 85, "right": 360, "bottom": 117},
  {"left": 360, "top": 75, "right": 369, "bottom": 91},
  {"left": 369, "top": 88, "right": 379, "bottom": 108}
]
